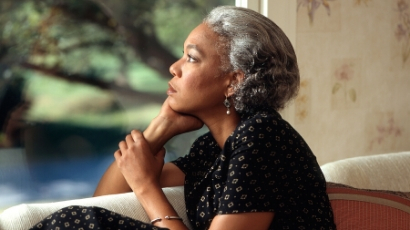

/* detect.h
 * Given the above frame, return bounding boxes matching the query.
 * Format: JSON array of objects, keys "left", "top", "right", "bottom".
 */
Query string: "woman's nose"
[{"left": 169, "top": 60, "right": 181, "bottom": 77}]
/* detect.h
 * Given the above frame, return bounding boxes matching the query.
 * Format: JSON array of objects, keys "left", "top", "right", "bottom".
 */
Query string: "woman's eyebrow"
[{"left": 186, "top": 44, "right": 204, "bottom": 55}]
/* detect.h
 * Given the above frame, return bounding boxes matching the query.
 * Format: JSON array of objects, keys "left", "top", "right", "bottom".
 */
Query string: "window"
[{"left": 0, "top": 0, "right": 234, "bottom": 210}]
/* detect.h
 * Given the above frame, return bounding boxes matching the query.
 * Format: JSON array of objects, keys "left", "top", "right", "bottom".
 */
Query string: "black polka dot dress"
[
  {"left": 29, "top": 205, "right": 167, "bottom": 230},
  {"left": 172, "top": 111, "right": 336, "bottom": 230}
]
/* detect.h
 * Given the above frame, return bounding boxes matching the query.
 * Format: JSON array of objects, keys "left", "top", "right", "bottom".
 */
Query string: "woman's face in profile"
[{"left": 167, "top": 23, "right": 232, "bottom": 117}]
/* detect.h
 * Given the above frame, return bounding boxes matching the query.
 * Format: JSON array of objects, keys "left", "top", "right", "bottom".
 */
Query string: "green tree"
[{"left": 0, "top": 0, "right": 232, "bottom": 94}]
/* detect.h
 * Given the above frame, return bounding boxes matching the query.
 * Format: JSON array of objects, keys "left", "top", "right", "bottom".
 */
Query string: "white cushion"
[
  {"left": 0, "top": 186, "right": 191, "bottom": 230},
  {"left": 321, "top": 151, "right": 410, "bottom": 191},
  {"left": 3, "top": 152, "right": 410, "bottom": 230}
]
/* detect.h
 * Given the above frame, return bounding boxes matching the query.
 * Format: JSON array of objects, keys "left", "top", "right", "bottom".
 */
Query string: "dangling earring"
[{"left": 224, "top": 95, "right": 231, "bottom": 115}]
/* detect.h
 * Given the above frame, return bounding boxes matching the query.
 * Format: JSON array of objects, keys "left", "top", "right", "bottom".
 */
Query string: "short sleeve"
[{"left": 171, "top": 132, "right": 220, "bottom": 188}]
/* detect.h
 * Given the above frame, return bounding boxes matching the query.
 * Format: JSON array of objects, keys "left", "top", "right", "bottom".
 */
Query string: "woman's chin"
[
  {"left": 168, "top": 100, "right": 187, "bottom": 114},
  {"left": 171, "top": 106, "right": 197, "bottom": 116},
  {"left": 167, "top": 98, "right": 202, "bottom": 116}
]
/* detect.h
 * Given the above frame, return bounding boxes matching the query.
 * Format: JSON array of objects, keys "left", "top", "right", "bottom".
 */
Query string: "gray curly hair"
[{"left": 204, "top": 6, "right": 300, "bottom": 113}]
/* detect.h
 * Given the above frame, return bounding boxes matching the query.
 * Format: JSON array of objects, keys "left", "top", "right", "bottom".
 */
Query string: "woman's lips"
[{"left": 167, "top": 83, "right": 177, "bottom": 95}]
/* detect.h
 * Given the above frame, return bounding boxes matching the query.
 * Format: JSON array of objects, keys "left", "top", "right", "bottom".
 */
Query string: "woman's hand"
[
  {"left": 114, "top": 130, "right": 165, "bottom": 193},
  {"left": 156, "top": 97, "right": 204, "bottom": 136},
  {"left": 94, "top": 97, "right": 198, "bottom": 196},
  {"left": 114, "top": 130, "right": 190, "bottom": 230},
  {"left": 142, "top": 97, "right": 203, "bottom": 154}
]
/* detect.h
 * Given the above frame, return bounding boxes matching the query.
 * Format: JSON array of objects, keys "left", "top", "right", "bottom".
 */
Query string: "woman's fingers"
[
  {"left": 118, "top": 140, "right": 127, "bottom": 152},
  {"left": 120, "top": 131, "right": 142, "bottom": 153},
  {"left": 130, "top": 130, "right": 143, "bottom": 142},
  {"left": 113, "top": 149, "right": 122, "bottom": 158},
  {"left": 117, "top": 130, "right": 147, "bottom": 158},
  {"left": 125, "top": 134, "right": 134, "bottom": 146}
]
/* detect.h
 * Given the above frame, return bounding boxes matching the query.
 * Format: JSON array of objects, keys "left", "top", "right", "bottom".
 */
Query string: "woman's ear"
[{"left": 227, "top": 71, "right": 245, "bottom": 97}]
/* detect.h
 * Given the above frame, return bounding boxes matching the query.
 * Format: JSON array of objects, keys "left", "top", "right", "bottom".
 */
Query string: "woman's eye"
[{"left": 187, "top": 54, "right": 196, "bottom": 62}]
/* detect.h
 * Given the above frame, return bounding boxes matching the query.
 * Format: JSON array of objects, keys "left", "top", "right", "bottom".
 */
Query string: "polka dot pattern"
[{"left": 29, "top": 206, "right": 167, "bottom": 230}]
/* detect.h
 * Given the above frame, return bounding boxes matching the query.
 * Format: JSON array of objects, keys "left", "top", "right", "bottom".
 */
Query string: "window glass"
[{"left": 0, "top": 0, "right": 234, "bottom": 210}]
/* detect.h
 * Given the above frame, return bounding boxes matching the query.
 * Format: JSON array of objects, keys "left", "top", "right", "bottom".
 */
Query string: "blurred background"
[{"left": 0, "top": 0, "right": 234, "bottom": 210}]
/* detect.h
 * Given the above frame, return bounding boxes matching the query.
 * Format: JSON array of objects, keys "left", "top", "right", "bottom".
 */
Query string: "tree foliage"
[{"left": 0, "top": 0, "right": 232, "bottom": 93}]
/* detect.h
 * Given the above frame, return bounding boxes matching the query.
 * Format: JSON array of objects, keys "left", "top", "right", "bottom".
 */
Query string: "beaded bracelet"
[{"left": 150, "top": 215, "right": 183, "bottom": 224}]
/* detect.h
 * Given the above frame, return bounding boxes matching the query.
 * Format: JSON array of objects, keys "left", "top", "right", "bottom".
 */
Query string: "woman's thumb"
[{"left": 156, "top": 147, "right": 166, "bottom": 159}]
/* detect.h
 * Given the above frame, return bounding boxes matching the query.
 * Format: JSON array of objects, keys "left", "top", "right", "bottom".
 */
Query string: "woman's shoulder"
[
  {"left": 231, "top": 111, "right": 311, "bottom": 152},
  {"left": 237, "top": 111, "right": 286, "bottom": 131}
]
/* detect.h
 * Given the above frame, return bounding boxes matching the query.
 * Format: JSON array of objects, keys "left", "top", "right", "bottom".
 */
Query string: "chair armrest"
[{"left": 321, "top": 151, "right": 410, "bottom": 191}]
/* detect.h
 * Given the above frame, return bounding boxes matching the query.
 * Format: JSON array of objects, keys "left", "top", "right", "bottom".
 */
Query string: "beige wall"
[{"left": 241, "top": 0, "right": 410, "bottom": 165}]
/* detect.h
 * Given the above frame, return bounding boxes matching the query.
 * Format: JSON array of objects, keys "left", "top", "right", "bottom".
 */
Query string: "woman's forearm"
[
  {"left": 93, "top": 161, "right": 132, "bottom": 196},
  {"left": 134, "top": 183, "right": 189, "bottom": 230}
]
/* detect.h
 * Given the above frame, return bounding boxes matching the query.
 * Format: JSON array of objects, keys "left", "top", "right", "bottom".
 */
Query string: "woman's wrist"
[
  {"left": 133, "top": 184, "right": 189, "bottom": 230},
  {"left": 142, "top": 116, "right": 177, "bottom": 153}
]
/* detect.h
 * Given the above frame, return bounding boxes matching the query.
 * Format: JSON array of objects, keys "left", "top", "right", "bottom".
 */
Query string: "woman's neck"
[{"left": 201, "top": 111, "right": 241, "bottom": 149}]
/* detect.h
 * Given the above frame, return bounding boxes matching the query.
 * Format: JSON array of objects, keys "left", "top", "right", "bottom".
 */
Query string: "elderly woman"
[{"left": 31, "top": 5, "right": 336, "bottom": 230}]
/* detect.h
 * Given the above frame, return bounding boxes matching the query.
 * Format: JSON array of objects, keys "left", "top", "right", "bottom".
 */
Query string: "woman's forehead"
[{"left": 184, "top": 23, "right": 219, "bottom": 49}]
